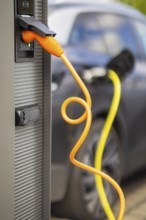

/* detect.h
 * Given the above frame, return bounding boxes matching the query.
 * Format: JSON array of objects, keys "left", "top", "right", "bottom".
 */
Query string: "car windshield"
[{"left": 68, "top": 12, "right": 107, "bottom": 54}]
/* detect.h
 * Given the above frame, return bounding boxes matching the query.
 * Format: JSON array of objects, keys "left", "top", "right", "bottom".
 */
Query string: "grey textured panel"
[
  {"left": 42, "top": 53, "right": 51, "bottom": 220},
  {"left": 0, "top": 0, "right": 15, "bottom": 219},
  {"left": 42, "top": 1, "right": 52, "bottom": 219},
  {"left": 42, "top": 0, "right": 52, "bottom": 219},
  {"left": 14, "top": 0, "right": 49, "bottom": 219}
]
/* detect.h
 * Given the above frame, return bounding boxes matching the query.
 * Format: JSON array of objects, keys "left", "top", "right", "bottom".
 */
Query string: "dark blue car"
[{"left": 49, "top": 2, "right": 146, "bottom": 219}]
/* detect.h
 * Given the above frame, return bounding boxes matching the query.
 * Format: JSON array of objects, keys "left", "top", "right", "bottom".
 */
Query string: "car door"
[{"left": 97, "top": 13, "right": 146, "bottom": 174}]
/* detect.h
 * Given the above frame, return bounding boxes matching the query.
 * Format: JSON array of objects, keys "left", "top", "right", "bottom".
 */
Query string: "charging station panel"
[
  {"left": 14, "top": 0, "right": 35, "bottom": 62},
  {"left": 14, "top": 0, "right": 51, "bottom": 218}
]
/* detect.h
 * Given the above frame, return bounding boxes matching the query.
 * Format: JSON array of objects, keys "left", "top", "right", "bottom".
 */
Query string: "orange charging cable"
[{"left": 22, "top": 30, "right": 125, "bottom": 220}]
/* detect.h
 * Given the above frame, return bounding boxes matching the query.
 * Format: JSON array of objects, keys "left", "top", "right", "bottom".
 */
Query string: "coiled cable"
[{"left": 61, "top": 54, "right": 125, "bottom": 220}]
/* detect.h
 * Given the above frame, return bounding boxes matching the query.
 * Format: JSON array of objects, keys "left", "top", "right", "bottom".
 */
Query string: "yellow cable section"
[
  {"left": 61, "top": 54, "right": 125, "bottom": 220},
  {"left": 21, "top": 31, "right": 125, "bottom": 220},
  {"left": 94, "top": 70, "right": 122, "bottom": 220}
]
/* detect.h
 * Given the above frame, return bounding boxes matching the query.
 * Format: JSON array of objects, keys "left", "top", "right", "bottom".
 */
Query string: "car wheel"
[{"left": 51, "top": 118, "right": 122, "bottom": 220}]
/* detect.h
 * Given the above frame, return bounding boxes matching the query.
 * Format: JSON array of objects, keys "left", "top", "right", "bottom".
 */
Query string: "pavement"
[
  {"left": 52, "top": 169, "right": 146, "bottom": 220},
  {"left": 121, "top": 170, "right": 146, "bottom": 220}
]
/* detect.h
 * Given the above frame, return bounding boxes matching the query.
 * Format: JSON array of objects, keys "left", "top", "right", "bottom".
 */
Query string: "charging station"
[{"left": 0, "top": 0, "right": 51, "bottom": 219}]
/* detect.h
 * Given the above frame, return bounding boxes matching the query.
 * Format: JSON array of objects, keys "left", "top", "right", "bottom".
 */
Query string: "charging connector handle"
[{"left": 19, "top": 17, "right": 56, "bottom": 36}]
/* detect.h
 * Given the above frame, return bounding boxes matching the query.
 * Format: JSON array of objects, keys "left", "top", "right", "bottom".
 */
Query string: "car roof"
[{"left": 49, "top": 2, "right": 146, "bottom": 22}]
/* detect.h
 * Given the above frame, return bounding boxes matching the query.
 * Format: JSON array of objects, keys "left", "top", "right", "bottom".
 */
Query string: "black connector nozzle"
[{"left": 18, "top": 16, "right": 56, "bottom": 37}]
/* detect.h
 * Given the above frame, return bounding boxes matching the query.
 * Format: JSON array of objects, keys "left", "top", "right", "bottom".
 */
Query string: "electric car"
[{"left": 49, "top": 2, "right": 146, "bottom": 219}]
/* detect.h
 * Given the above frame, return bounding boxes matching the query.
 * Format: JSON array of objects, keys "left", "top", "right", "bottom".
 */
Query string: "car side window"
[
  {"left": 134, "top": 21, "right": 146, "bottom": 60},
  {"left": 97, "top": 14, "right": 138, "bottom": 58},
  {"left": 69, "top": 12, "right": 108, "bottom": 54}
]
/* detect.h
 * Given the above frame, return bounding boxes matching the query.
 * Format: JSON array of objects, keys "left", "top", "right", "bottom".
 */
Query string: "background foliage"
[{"left": 118, "top": 0, "right": 146, "bottom": 15}]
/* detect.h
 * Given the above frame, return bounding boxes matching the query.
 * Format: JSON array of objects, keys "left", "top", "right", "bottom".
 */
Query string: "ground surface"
[{"left": 52, "top": 169, "right": 146, "bottom": 220}]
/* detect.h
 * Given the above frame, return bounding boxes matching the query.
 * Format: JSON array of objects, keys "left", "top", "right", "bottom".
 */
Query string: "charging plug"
[{"left": 22, "top": 30, "right": 64, "bottom": 57}]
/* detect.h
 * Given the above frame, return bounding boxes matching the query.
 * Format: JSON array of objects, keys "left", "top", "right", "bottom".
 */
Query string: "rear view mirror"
[{"left": 106, "top": 49, "right": 135, "bottom": 78}]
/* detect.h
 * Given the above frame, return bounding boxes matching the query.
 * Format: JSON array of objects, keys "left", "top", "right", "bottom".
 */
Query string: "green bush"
[{"left": 118, "top": 0, "right": 146, "bottom": 15}]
